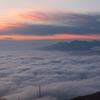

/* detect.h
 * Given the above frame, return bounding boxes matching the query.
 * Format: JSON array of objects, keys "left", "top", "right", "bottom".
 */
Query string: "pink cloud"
[
  {"left": 0, "top": 21, "right": 25, "bottom": 30},
  {"left": 18, "top": 10, "right": 94, "bottom": 24}
]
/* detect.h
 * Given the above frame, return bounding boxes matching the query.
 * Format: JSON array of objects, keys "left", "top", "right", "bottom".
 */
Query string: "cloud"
[
  {"left": 0, "top": 11, "right": 100, "bottom": 39},
  {"left": 0, "top": 50, "right": 100, "bottom": 100},
  {"left": 0, "top": 23, "right": 100, "bottom": 36},
  {"left": 35, "top": 96, "right": 57, "bottom": 100},
  {"left": 91, "top": 46, "right": 100, "bottom": 51},
  {"left": 0, "top": 21, "right": 24, "bottom": 31},
  {"left": 19, "top": 11, "right": 100, "bottom": 24},
  {"left": 19, "top": 11, "right": 54, "bottom": 21},
  {"left": 5, "top": 38, "right": 13, "bottom": 40}
]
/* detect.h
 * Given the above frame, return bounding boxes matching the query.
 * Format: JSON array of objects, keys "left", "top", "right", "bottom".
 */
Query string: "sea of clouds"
[{"left": 0, "top": 50, "right": 100, "bottom": 100}]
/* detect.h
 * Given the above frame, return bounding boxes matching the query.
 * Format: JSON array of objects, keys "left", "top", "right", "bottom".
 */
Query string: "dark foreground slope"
[{"left": 71, "top": 92, "right": 100, "bottom": 100}]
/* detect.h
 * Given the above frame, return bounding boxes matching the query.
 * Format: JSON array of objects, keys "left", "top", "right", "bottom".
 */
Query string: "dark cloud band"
[{"left": 0, "top": 12, "right": 100, "bottom": 36}]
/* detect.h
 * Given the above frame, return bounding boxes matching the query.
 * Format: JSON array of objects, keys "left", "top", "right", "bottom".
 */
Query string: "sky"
[
  {"left": 0, "top": 0, "right": 100, "bottom": 40},
  {"left": 0, "top": 1, "right": 100, "bottom": 100}
]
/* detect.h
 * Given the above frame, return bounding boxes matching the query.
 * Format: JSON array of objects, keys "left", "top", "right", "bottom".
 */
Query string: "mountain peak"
[{"left": 38, "top": 40, "right": 100, "bottom": 51}]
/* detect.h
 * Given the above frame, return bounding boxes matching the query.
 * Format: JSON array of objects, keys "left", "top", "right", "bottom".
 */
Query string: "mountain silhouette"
[
  {"left": 71, "top": 92, "right": 100, "bottom": 100},
  {"left": 38, "top": 40, "right": 100, "bottom": 51}
]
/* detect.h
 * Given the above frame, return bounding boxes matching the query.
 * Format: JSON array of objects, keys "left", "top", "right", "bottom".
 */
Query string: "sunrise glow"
[
  {"left": 0, "top": 0, "right": 99, "bottom": 41},
  {"left": 0, "top": 34, "right": 100, "bottom": 40}
]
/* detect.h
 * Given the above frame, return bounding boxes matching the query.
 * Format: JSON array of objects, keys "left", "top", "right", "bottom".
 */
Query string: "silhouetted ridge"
[
  {"left": 38, "top": 40, "right": 100, "bottom": 51},
  {"left": 71, "top": 92, "right": 100, "bottom": 100}
]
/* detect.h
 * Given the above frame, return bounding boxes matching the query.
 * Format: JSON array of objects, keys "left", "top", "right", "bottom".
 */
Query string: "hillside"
[{"left": 71, "top": 92, "right": 100, "bottom": 100}]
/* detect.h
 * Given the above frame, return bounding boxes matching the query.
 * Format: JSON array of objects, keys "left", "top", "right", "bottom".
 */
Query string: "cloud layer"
[
  {"left": 0, "top": 11, "right": 100, "bottom": 39},
  {"left": 0, "top": 50, "right": 100, "bottom": 100}
]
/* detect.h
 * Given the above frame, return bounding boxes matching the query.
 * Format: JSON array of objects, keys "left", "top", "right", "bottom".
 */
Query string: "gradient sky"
[{"left": 0, "top": 0, "right": 100, "bottom": 40}]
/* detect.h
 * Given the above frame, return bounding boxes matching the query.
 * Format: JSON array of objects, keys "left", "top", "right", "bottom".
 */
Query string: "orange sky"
[
  {"left": 1, "top": 34, "right": 100, "bottom": 40},
  {"left": 0, "top": 9, "right": 100, "bottom": 40},
  {"left": 0, "top": 13, "right": 100, "bottom": 40}
]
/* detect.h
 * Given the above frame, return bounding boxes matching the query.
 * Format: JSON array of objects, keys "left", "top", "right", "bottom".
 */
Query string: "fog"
[{"left": 0, "top": 50, "right": 100, "bottom": 100}]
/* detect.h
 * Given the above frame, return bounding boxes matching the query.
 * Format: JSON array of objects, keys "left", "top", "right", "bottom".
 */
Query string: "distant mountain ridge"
[
  {"left": 38, "top": 40, "right": 100, "bottom": 51},
  {"left": 71, "top": 92, "right": 100, "bottom": 100}
]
